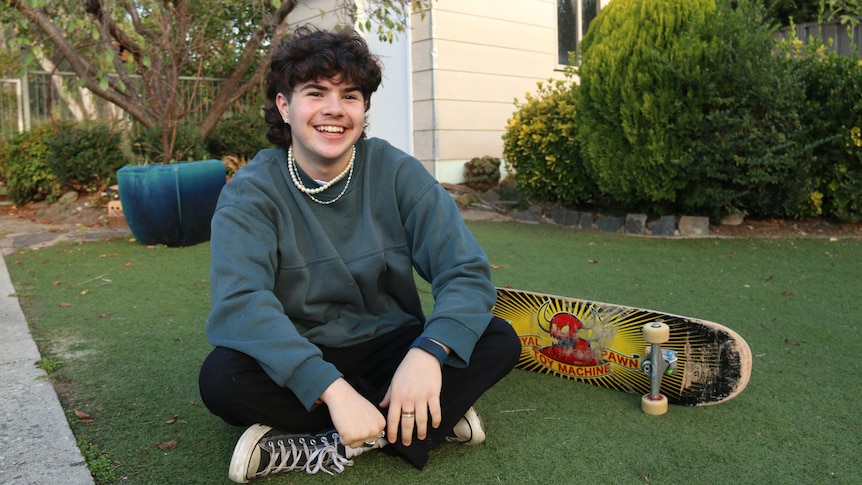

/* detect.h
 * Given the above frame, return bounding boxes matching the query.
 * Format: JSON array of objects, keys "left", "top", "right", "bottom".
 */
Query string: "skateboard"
[{"left": 493, "top": 288, "right": 752, "bottom": 415}]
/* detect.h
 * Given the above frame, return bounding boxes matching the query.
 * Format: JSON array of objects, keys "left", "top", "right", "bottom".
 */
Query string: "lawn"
[{"left": 6, "top": 221, "right": 861, "bottom": 484}]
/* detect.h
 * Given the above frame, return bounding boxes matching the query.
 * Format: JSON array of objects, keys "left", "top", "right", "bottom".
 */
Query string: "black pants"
[{"left": 198, "top": 317, "right": 520, "bottom": 469}]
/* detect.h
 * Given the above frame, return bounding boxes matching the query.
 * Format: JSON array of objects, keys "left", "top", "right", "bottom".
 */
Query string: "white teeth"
[{"left": 317, "top": 126, "right": 344, "bottom": 133}]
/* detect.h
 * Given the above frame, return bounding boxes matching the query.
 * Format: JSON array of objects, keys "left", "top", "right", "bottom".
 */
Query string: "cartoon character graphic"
[{"left": 538, "top": 309, "right": 599, "bottom": 366}]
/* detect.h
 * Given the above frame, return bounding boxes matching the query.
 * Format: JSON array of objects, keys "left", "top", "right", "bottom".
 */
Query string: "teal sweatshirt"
[{"left": 206, "top": 138, "right": 496, "bottom": 410}]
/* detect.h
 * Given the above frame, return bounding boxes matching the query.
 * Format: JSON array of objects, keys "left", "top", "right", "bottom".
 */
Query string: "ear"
[{"left": 275, "top": 92, "right": 289, "bottom": 121}]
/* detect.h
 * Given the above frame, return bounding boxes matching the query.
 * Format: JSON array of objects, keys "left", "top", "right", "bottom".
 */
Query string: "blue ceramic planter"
[{"left": 117, "top": 160, "right": 226, "bottom": 247}]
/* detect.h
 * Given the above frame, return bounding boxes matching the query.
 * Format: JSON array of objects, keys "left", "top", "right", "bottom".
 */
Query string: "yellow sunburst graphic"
[{"left": 493, "top": 288, "right": 736, "bottom": 405}]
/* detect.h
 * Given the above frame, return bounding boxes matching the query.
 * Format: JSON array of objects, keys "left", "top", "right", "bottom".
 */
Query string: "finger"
[
  {"left": 415, "top": 405, "right": 429, "bottom": 440},
  {"left": 386, "top": 405, "right": 400, "bottom": 444},
  {"left": 400, "top": 408, "right": 416, "bottom": 446},
  {"left": 429, "top": 398, "right": 442, "bottom": 429}
]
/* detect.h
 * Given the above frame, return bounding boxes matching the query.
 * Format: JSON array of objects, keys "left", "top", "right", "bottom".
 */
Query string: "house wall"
[{"left": 412, "top": 0, "right": 565, "bottom": 182}]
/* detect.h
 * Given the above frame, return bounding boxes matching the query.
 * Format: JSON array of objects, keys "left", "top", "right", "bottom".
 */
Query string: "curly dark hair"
[{"left": 264, "top": 26, "right": 383, "bottom": 149}]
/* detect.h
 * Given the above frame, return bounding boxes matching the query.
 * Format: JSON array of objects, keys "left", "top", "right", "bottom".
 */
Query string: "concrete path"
[{"left": 0, "top": 217, "right": 130, "bottom": 485}]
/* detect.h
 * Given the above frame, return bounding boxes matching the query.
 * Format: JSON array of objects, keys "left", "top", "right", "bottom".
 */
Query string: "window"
[{"left": 557, "top": 0, "right": 600, "bottom": 65}]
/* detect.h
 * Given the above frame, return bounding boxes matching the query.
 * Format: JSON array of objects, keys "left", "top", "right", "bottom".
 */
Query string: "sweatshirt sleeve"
[
  {"left": 399, "top": 164, "right": 496, "bottom": 367},
  {"left": 205, "top": 178, "right": 342, "bottom": 411}
]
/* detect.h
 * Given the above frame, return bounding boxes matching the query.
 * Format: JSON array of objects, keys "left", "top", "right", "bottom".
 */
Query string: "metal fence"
[
  {"left": 1, "top": 70, "right": 258, "bottom": 142},
  {"left": 774, "top": 19, "right": 862, "bottom": 57},
  {"left": 0, "top": 78, "right": 24, "bottom": 142}
]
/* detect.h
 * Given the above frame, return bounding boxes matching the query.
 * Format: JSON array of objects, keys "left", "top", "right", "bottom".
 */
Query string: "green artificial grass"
[{"left": 6, "top": 222, "right": 862, "bottom": 484}]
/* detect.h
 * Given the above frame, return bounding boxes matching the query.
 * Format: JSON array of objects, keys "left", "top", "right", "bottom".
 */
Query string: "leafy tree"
[{"left": 1, "top": 0, "right": 430, "bottom": 163}]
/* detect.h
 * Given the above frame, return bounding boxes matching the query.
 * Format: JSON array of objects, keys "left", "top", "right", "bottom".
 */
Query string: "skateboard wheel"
[
  {"left": 641, "top": 393, "right": 668, "bottom": 416},
  {"left": 643, "top": 322, "right": 670, "bottom": 344}
]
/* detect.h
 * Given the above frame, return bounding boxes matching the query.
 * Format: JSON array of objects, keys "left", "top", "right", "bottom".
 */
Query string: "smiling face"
[{"left": 276, "top": 77, "right": 367, "bottom": 181}]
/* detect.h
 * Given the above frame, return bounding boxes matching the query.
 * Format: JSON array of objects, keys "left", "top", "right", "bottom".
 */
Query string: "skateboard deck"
[{"left": 493, "top": 287, "right": 752, "bottom": 407}]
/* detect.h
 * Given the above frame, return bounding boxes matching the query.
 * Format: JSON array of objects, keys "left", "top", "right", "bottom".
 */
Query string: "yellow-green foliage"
[{"left": 503, "top": 75, "right": 595, "bottom": 205}]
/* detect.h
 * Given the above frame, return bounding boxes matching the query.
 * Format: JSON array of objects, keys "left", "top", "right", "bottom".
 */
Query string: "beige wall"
[{"left": 412, "top": 0, "right": 566, "bottom": 181}]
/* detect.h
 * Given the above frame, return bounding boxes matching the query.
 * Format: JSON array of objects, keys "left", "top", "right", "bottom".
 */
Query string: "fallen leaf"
[
  {"left": 165, "top": 415, "right": 181, "bottom": 425},
  {"left": 74, "top": 409, "right": 95, "bottom": 424},
  {"left": 156, "top": 440, "right": 178, "bottom": 450},
  {"left": 53, "top": 281, "right": 62, "bottom": 286},
  {"left": 80, "top": 289, "right": 89, "bottom": 295},
  {"left": 587, "top": 259, "right": 598, "bottom": 264},
  {"left": 59, "top": 302, "right": 72, "bottom": 307}
]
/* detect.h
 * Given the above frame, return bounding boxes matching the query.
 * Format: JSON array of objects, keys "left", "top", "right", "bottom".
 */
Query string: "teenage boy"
[{"left": 199, "top": 26, "right": 520, "bottom": 483}]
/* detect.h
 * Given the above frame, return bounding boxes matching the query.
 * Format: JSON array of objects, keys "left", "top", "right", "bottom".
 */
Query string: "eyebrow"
[{"left": 298, "top": 82, "right": 362, "bottom": 95}]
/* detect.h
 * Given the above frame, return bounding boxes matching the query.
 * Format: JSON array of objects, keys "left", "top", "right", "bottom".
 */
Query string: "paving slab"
[{"left": 0, "top": 254, "right": 94, "bottom": 485}]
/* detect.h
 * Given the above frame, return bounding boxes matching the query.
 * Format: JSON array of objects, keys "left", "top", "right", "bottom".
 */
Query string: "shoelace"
[{"left": 256, "top": 435, "right": 353, "bottom": 477}]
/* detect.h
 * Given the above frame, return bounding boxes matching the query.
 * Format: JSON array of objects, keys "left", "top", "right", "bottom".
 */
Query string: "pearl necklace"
[{"left": 287, "top": 145, "right": 355, "bottom": 205}]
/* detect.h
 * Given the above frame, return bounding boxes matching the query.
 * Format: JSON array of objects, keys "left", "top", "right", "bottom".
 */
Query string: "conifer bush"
[
  {"left": 576, "top": 0, "right": 718, "bottom": 208},
  {"left": 576, "top": 0, "right": 813, "bottom": 219}
]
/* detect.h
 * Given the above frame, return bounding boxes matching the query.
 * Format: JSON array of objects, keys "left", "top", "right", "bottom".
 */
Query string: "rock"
[
  {"left": 579, "top": 212, "right": 594, "bottom": 230},
  {"left": 563, "top": 210, "right": 580, "bottom": 228},
  {"left": 652, "top": 215, "right": 676, "bottom": 236},
  {"left": 549, "top": 205, "right": 569, "bottom": 225},
  {"left": 625, "top": 213, "right": 647, "bottom": 235},
  {"left": 57, "top": 191, "right": 79, "bottom": 206},
  {"left": 679, "top": 216, "right": 710, "bottom": 236},
  {"left": 596, "top": 216, "right": 622, "bottom": 233},
  {"left": 482, "top": 190, "right": 501, "bottom": 203},
  {"left": 721, "top": 213, "right": 745, "bottom": 226},
  {"left": 513, "top": 205, "right": 542, "bottom": 224}
]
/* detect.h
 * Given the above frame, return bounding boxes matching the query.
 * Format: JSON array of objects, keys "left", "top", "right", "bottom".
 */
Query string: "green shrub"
[
  {"left": 132, "top": 122, "right": 208, "bottom": 164},
  {"left": 206, "top": 113, "right": 268, "bottom": 162},
  {"left": 576, "top": 0, "right": 718, "bottom": 207},
  {"left": 0, "top": 126, "right": 62, "bottom": 204},
  {"left": 783, "top": 37, "right": 862, "bottom": 221},
  {"left": 463, "top": 156, "right": 501, "bottom": 191},
  {"left": 45, "top": 122, "right": 130, "bottom": 192},
  {"left": 576, "top": 0, "right": 820, "bottom": 220},
  {"left": 674, "top": 3, "right": 814, "bottom": 220},
  {"left": 503, "top": 75, "right": 596, "bottom": 205}
]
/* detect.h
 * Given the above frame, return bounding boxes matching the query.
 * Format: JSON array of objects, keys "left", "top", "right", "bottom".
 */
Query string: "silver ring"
[
  {"left": 362, "top": 440, "right": 377, "bottom": 448},
  {"left": 401, "top": 412, "right": 415, "bottom": 419}
]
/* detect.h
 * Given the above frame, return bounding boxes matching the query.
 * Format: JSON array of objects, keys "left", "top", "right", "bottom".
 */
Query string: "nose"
[{"left": 322, "top": 93, "right": 345, "bottom": 115}]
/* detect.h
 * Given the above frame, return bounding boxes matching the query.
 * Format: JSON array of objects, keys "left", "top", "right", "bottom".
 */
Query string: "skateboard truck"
[{"left": 641, "top": 322, "right": 673, "bottom": 415}]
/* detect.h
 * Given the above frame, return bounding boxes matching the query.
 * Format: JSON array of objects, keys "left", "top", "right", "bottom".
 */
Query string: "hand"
[
  {"left": 320, "top": 378, "right": 386, "bottom": 449},
  {"left": 379, "top": 347, "right": 443, "bottom": 446}
]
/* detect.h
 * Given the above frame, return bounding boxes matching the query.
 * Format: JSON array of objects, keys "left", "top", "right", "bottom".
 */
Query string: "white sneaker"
[
  {"left": 446, "top": 406, "right": 486, "bottom": 445},
  {"left": 228, "top": 424, "right": 385, "bottom": 483}
]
